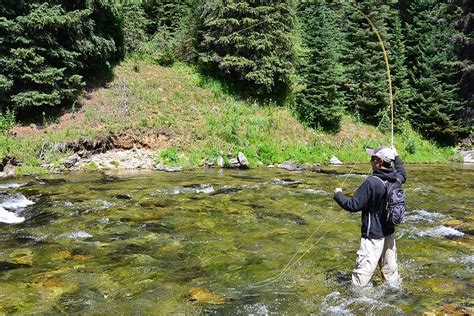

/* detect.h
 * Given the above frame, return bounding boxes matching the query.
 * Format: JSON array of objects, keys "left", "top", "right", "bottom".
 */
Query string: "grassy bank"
[{"left": 1, "top": 59, "right": 460, "bottom": 175}]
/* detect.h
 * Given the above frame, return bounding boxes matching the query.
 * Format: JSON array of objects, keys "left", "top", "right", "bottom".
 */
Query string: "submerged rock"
[
  {"left": 188, "top": 287, "right": 226, "bottom": 305},
  {"left": 435, "top": 303, "right": 474, "bottom": 315},
  {"left": 115, "top": 194, "right": 132, "bottom": 200},
  {"left": 9, "top": 248, "right": 34, "bottom": 266},
  {"left": 420, "top": 277, "right": 464, "bottom": 295},
  {"left": 209, "top": 186, "right": 243, "bottom": 196},
  {"left": 0, "top": 260, "right": 31, "bottom": 270}
]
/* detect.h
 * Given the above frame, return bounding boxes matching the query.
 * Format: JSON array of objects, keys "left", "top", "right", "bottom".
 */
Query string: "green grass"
[{"left": 1, "top": 59, "right": 460, "bottom": 173}]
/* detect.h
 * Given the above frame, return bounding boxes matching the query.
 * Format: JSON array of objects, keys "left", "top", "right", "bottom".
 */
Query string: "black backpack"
[{"left": 373, "top": 176, "right": 406, "bottom": 226}]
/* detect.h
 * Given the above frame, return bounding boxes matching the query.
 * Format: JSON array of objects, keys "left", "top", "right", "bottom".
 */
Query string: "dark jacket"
[{"left": 333, "top": 156, "right": 407, "bottom": 239}]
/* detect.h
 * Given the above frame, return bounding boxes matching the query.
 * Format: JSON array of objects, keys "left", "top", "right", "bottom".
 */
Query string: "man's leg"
[
  {"left": 352, "top": 237, "right": 384, "bottom": 287},
  {"left": 379, "top": 233, "right": 400, "bottom": 286}
]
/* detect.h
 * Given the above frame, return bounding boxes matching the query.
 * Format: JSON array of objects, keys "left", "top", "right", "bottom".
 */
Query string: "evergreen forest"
[{"left": 0, "top": 0, "right": 472, "bottom": 146}]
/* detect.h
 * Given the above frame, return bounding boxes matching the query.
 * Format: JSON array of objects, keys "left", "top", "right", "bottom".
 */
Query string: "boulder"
[
  {"left": 217, "top": 157, "right": 224, "bottom": 168},
  {"left": 278, "top": 161, "right": 298, "bottom": 171},
  {"left": 237, "top": 152, "right": 249, "bottom": 169},
  {"left": 228, "top": 158, "right": 240, "bottom": 168},
  {"left": 330, "top": 156, "right": 343, "bottom": 165},
  {"left": 460, "top": 150, "right": 474, "bottom": 163},
  {"left": 278, "top": 161, "right": 307, "bottom": 171}
]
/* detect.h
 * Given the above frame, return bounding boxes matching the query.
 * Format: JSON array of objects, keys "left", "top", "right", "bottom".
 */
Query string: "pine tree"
[
  {"left": 388, "top": 9, "right": 412, "bottom": 129},
  {"left": 295, "top": 1, "right": 345, "bottom": 132},
  {"left": 196, "top": 0, "right": 297, "bottom": 100},
  {"left": 342, "top": 3, "right": 396, "bottom": 126},
  {"left": 403, "top": 0, "right": 465, "bottom": 145},
  {"left": 450, "top": 0, "right": 473, "bottom": 137},
  {"left": 0, "top": 2, "right": 118, "bottom": 112}
]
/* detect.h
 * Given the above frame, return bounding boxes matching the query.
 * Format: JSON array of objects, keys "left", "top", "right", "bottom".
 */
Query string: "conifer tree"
[
  {"left": 295, "top": 1, "right": 345, "bottom": 132},
  {"left": 0, "top": 1, "right": 118, "bottom": 112},
  {"left": 403, "top": 0, "right": 464, "bottom": 144},
  {"left": 196, "top": 0, "right": 297, "bottom": 100},
  {"left": 389, "top": 11, "right": 412, "bottom": 128},
  {"left": 451, "top": 0, "right": 473, "bottom": 136},
  {"left": 342, "top": 3, "right": 396, "bottom": 126}
]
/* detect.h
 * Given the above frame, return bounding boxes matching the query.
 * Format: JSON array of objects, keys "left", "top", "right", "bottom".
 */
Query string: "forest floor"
[{"left": 1, "top": 59, "right": 459, "bottom": 175}]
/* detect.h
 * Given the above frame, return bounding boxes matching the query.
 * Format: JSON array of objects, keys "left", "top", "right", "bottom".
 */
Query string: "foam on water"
[
  {"left": 0, "top": 183, "right": 26, "bottom": 189},
  {"left": 404, "top": 209, "right": 445, "bottom": 223},
  {"left": 321, "top": 291, "right": 403, "bottom": 315},
  {"left": 243, "top": 303, "right": 269, "bottom": 315},
  {"left": 0, "top": 194, "right": 34, "bottom": 210},
  {"left": 400, "top": 226, "right": 464, "bottom": 238},
  {"left": 0, "top": 206, "right": 25, "bottom": 224},
  {"left": 59, "top": 231, "right": 93, "bottom": 239}
]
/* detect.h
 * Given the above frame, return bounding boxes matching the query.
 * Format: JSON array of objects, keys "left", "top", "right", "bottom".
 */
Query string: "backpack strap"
[{"left": 372, "top": 175, "right": 387, "bottom": 187}]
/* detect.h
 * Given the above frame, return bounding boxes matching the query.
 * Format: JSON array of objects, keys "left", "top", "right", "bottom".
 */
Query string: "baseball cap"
[{"left": 366, "top": 146, "right": 395, "bottom": 162}]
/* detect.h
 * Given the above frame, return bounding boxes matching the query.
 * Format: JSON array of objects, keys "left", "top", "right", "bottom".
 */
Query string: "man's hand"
[
  {"left": 334, "top": 188, "right": 342, "bottom": 194},
  {"left": 391, "top": 146, "right": 399, "bottom": 156}
]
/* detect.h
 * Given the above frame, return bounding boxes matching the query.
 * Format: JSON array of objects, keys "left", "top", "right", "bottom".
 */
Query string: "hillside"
[{"left": 1, "top": 60, "right": 458, "bottom": 175}]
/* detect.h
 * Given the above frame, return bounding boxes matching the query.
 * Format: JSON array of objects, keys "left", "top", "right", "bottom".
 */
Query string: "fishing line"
[
  {"left": 250, "top": 114, "right": 391, "bottom": 288},
  {"left": 243, "top": 4, "right": 396, "bottom": 289}
]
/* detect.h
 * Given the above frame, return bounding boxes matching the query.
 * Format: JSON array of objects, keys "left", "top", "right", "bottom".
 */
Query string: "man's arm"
[
  {"left": 393, "top": 155, "right": 407, "bottom": 184},
  {"left": 333, "top": 180, "right": 371, "bottom": 212}
]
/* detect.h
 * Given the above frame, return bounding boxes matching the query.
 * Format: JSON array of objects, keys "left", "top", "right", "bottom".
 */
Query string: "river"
[{"left": 0, "top": 164, "right": 472, "bottom": 314}]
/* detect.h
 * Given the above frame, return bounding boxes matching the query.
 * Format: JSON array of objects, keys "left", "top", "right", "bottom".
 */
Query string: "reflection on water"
[{"left": 0, "top": 164, "right": 472, "bottom": 314}]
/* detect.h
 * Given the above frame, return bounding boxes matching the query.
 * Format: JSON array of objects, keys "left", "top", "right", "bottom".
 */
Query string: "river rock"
[
  {"left": 228, "top": 158, "right": 240, "bottom": 168},
  {"left": 63, "top": 154, "right": 81, "bottom": 168},
  {"left": 278, "top": 161, "right": 307, "bottom": 171},
  {"left": 460, "top": 150, "right": 474, "bottom": 163},
  {"left": 216, "top": 157, "right": 224, "bottom": 168},
  {"left": 237, "top": 152, "right": 249, "bottom": 169},
  {"left": 330, "top": 156, "right": 343, "bottom": 165}
]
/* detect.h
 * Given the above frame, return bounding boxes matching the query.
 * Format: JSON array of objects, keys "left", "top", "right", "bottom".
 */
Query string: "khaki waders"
[{"left": 352, "top": 233, "right": 400, "bottom": 287}]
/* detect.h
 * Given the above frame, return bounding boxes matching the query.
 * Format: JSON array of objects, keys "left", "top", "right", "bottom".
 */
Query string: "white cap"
[{"left": 366, "top": 146, "right": 395, "bottom": 162}]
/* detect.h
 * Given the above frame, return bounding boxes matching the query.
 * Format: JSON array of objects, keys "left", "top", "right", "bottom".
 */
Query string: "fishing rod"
[{"left": 354, "top": 7, "right": 395, "bottom": 147}]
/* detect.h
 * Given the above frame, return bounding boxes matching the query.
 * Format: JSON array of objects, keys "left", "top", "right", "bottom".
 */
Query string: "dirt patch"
[{"left": 54, "top": 130, "right": 173, "bottom": 157}]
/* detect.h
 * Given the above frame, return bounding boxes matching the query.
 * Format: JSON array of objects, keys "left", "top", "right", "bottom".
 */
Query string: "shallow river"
[{"left": 0, "top": 164, "right": 472, "bottom": 314}]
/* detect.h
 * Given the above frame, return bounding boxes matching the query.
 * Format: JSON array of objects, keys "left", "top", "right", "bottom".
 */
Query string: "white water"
[
  {"left": 400, "top": 225, "right": 464, "bottom": 238},
  {"left": 0, "top": 183, "right": 26, "bottom": 189},
  {"left": 0, "top": 206, "right": 25, "bottom": 224},
  {"left": 0, "top": 194, "right": 33, "bottom": 224}
]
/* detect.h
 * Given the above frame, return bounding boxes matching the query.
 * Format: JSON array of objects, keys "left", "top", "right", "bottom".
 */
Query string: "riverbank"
[{"left": 0, "top": 60, "right": 464, "bottom": 176}]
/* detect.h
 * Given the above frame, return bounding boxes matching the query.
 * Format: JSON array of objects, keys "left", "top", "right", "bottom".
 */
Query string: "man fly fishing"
[{"left": 333, "top": 146, "right": 406, "bottom": 288}]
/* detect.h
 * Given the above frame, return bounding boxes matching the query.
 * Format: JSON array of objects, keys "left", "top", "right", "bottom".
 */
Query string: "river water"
[{"left": 0, "top": 164, "right": 472, "bottom": 314}]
